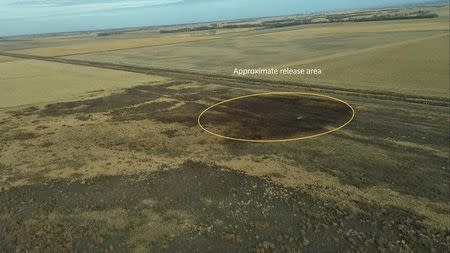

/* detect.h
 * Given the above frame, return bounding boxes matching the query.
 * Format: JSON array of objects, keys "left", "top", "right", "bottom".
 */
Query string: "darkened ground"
[
  {"left": 200, "top": 94, "right": 353, "bottom": 140},
  {"left": 1, "top": 161, "right": 448, "bottom": 253},
  {"left": 0, "top": 80, "right": 449, "bottom": 252}
]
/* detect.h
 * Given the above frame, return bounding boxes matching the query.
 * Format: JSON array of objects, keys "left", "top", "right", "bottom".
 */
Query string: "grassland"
[{"left": 0, "top": 4, "right": 449, "bottom": 253}]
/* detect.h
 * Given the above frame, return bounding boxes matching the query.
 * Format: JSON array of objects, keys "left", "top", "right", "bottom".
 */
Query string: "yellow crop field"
[
  {"left": 274, "top": 34, "right": 449, "bottom": 97},
  {"left": 66, "top": 23, "right": 448, "bottom": 99},
  {"left": 13, "top": 14, "right": 448, "bottom": 58},
  {"left": 0, "top": 59, "right": 167, "bottom": 107},
  {"left": 11, "top": 33, "right": 220, "bottom": 57},
  {"left": 259, "top": 17, "right": 449, "bottom": 39},
  {"left": 0, "top": 56, "right": 18, "bottom": 63}
]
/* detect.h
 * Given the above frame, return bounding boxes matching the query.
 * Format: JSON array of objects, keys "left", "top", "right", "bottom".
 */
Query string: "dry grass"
[
  {"left": 0, "top": 59, "right": 167, "bottom": 107},
  {"left": 0, "top": 78, "right": 448, "bottom": 231},
  {"left": 220, "top": 153, "right": 450, "bottom": 230}
]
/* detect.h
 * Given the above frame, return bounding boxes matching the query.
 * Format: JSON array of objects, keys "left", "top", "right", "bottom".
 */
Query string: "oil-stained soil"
[
  {"left": 1, "top": 161, "right": 448, "bottom": 253},
  {"left": 199, "top": 94, "right": 354, "bottom": 141}
]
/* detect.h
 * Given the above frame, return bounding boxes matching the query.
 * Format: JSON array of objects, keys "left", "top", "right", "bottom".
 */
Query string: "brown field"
[{"left": 0, "top": 5, "right": 449, "bottom": 253}]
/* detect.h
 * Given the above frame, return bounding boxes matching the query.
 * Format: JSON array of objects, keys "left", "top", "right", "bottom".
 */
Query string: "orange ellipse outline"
[{"left": 197, "top": 91, "right": 355, "bottom": 143}]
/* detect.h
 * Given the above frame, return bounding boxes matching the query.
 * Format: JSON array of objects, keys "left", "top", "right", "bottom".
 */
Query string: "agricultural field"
[
  {"left": 9, "top": 33, "right": 222, "bottom": 57},
  {"left": 0, "top": 59, "right": 166, "bottom": 107},
  {"left": 270, "top": 34, "right": 449, "bottom": 97},
  {"left": 0, "top": 56, "right": 17, "bottom": 63},
  {"left": 0, "top": 4, "right": 449, "bottom": 253},
  {"left": 59, "top": 12, "right": 449, "bottom": 97},
  {"left": 0, "top": 27, "right": 254, "bottom": 56}
]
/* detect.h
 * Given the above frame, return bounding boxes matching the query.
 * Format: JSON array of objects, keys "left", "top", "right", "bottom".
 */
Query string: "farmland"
[
  {"left": 0, "top": 59, "right": 166, "bottom": 107},
  {"left": 0, "top": 4, "right": 449, "bottom": 253},
  {"left": 59, "top": 15, "right": 449, "bottom": 97},
  {"left": 270, "top": 34, "right": 449, "bottom": 97}
]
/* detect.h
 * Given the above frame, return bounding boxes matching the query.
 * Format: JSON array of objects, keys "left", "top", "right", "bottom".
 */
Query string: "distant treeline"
[
  {"left": 160, "top": 23, "right": 261, "bottom": 33},
  {"left": 160, "top": 20, "right": 311, "bottom": 33},
  {"left": 352, "top": 12, "right": 438, "bottom": 22},
  {"left": 261, "top": 19, "right": 313, "bottom": 28},
  {"left": 325, "top": 9, "right": 399, "bottom": 21},
  {"left": 97, "top": 31, "right": 125, "bottom": 36},
  {"left": 222, "top": 23, "right": 262, "bottom": 29},
  {"left": 160, "top": 11, "right": 438, "bottom": 33}
]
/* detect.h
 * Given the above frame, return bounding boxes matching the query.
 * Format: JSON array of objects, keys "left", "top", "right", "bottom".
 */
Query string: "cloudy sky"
[{"left": 0, "top": 0, "right": 434, "bottom": 36}]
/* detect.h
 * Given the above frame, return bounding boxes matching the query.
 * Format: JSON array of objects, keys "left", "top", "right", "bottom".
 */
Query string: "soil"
[{"left": 199, "top": 94, "right": 354, "bottom": 140}]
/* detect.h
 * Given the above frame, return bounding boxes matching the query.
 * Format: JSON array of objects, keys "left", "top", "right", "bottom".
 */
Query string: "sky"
[{"left": 0, "top": 0, "right": 436, "bottom": 36}]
